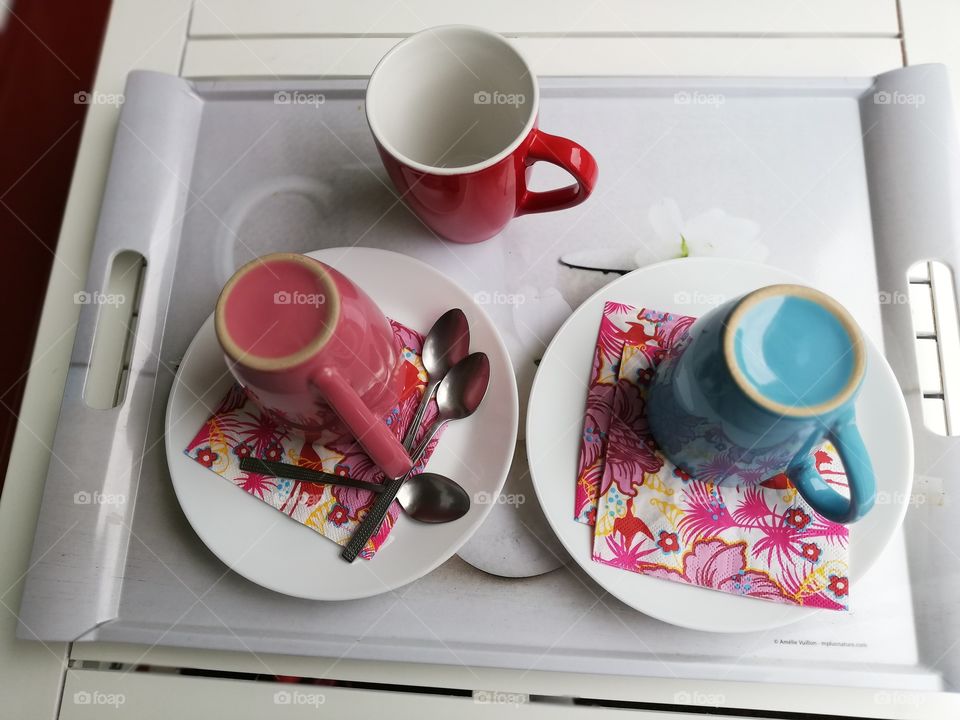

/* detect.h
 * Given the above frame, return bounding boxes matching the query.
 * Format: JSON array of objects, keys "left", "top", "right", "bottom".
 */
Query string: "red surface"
[{"left": 0, "top": 0, "right": 112, "bottom": 487}]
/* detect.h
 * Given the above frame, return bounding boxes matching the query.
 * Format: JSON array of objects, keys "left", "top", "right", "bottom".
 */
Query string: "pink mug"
[
  {"left": 214, "top": 253, "right": 413, "bottom": 479},
  {"left": 365, "top": 25, "right": 599, "bottom": 244}
]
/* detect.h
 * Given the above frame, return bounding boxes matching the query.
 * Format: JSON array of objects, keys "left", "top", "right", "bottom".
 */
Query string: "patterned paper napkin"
[
  {"left": 185, "top": 319, "right": 440, "bottom": 560},
  {"left": 579, "top": 303, "right": 851, "bottom": 609},
  {"left": 576, "top": 303, "right": 694, "bottom": 524}
]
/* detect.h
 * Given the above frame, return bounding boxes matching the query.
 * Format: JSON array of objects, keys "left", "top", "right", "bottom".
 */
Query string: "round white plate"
[
  {"left": 166, "top": 247, "right": 518, "bottom": 600},
  {"left": 527, "top": 257, "right": 913, "bottom": 633}
]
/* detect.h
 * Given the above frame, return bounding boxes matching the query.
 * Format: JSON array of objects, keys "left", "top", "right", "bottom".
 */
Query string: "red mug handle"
[{"left": 516, "top": 129, "right": 599, "bottom": 216}]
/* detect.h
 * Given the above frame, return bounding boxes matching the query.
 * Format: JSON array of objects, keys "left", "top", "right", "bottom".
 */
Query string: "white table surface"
[{"left": 2, "top": 1, "right": 960, "bottom": 718}]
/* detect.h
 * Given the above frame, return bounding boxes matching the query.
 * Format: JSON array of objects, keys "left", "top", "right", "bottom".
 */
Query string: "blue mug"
[{"left": 647, "top": 284, "right": 876, "bottom": 524}]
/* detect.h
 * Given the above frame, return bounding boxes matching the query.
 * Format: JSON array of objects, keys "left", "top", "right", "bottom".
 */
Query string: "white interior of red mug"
[{"left": 366, "top": 25, "right": 539, "bottom": 175}]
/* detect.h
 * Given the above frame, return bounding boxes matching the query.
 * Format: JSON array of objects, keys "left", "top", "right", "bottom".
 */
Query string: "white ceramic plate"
[
  {"left": 527, "top": 258, "right": 913, "bottom": 633},
  {"left": 166, "top": 247, "right": 518, "bottom": 600}
]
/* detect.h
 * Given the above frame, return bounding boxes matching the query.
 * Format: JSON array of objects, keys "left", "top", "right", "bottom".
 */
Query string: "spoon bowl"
[
  {"left": 434, "top": 351, "right": 491, "bottom": 425},
  {"left": 423, "top": 309, "right": 471, "bottom": 382},
  {"left": 402, "top": 308, "right": 470, "bottom": 450},
  {"left": 397, "top": 472, "right": 471, "bottom": 523}
]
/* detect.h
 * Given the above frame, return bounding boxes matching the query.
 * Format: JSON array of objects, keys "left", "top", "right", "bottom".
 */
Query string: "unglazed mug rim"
[
  {"left": 214, "top": 253, "right": 342, "bottom": 373},
  {"left": 721, "top": 283, "right": 867, "bottom": 420}
]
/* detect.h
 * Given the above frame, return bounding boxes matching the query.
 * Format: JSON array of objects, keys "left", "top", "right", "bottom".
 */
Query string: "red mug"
[
  {"left": 214, "top": 253, "right": 413, "bottom": 479},
  {"left": 365, "top": 25, "right": 599, "bottom": 244}
]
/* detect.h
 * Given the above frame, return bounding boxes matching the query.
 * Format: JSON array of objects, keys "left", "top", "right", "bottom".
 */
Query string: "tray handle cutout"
[
  {"left": 907, "top": 260, "right": 960, "bottom": 436},
  {"left": 82, "top": 250, "right": 146, "bottom": 409}
]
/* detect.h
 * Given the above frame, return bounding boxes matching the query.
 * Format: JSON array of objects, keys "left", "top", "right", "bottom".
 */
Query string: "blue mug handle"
[{"left": 786, "top": 410, "right": 876, "bottom": 524}]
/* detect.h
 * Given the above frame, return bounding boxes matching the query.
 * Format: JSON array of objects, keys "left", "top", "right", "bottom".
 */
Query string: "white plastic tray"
[{"left": 17, "top": 67, "right": 960, "bottom": 691}]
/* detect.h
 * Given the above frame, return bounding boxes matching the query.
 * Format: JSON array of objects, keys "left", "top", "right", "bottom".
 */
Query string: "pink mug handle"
[
  {"left": 311, "top": 368, "right": 412, "bottom": 479},
  {"left": 516, "top": 129, "right": 599, "bottom": 216}
]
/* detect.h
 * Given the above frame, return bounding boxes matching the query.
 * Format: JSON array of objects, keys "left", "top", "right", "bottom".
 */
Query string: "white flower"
[{"left": 635, "top": 198, "right": 767, "bottom": 267}]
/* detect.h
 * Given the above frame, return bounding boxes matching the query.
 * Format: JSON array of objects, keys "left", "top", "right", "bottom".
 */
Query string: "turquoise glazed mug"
[{"left": 647, "top": 284, "right": 876, "bottom": 524}]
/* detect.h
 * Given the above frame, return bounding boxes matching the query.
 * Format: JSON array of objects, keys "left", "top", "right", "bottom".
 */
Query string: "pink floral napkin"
[
  {"left": 579, "top": 303, "right": 851, "bottom": 609},
  {"left": 576, "top": 304, "right": 694, "bottom": 524},
  {"left": 185, "top": 320, "right": 439, "bottom": 560}
]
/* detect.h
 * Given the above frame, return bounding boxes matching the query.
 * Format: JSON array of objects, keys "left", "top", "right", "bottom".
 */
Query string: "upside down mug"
[
  {"left": 215, "top": 253, "right": 413, "bottom": 479},
  {"left": 365, "top": 25, "right": 599, "bottom": 244},
  {"left": 646, "top": 284, "right": 876, "bottom": 524}
]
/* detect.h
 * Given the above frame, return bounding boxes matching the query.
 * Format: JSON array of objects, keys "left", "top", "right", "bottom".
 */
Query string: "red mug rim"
[{"left": 365, "top": 24, "right": 541, "bottom": 177}]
